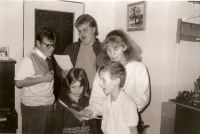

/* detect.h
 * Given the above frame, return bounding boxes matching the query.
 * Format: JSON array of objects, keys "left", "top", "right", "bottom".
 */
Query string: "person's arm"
[
  {"left": 132, "top": 63, "right": 150, "bottom": 112},
  {"left": 15, "top": 70, "right": 54, "bottom": 88},
  {"left": 129, "top": 126, "right": 139, "bottom": 134},
  {"left": 15, "top": 57, "right": 54, "bottom": 88},
  {"left": 84, "top": 71, "right": 106, "bottom": 116},
  {"left": 124, "top": 100, "right": 139, "bottom": 134}
]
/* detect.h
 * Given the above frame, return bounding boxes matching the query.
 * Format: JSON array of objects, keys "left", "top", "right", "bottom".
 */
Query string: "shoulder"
[
  {"left": 127, "top": 61, "right": 147, "bottom": 71},
  {"left": 81, "top": 95, "right": 90, "bottom": 101},
  {"left": 128, "top": 61, "right": 146, "bottom": 67},
  {"left": 93, "top": 38, "right": 103, "bottom": 49},
  {"left": 63, "top": 41, "right": 80, "bottom": 53},
  {"left": 121, "top": 92, "right": 137, "bottom": 108},
  {"left": 122, "top": 92, "right": 133, "bottom": 101},
  {"left": 66, "top": 42, "right": 80, "bottom": 49},
  {"left": 79, "top": 95, "right": 90, "bottom": 104},
  {"left": 20, "top": 52, "right": 34, "bottom": 65}
]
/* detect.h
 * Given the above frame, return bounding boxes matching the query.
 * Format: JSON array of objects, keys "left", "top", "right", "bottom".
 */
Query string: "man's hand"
[
  {"left": 43, "top": 70, "right": 54, "bottom": 82},
  {"left": 62, "top": 69, "right": 69, "bottom": 78}
]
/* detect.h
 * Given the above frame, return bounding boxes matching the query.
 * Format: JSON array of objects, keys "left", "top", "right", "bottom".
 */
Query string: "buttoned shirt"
[{"left": 101, "top": 91, "right": 138, "bottom": 134}]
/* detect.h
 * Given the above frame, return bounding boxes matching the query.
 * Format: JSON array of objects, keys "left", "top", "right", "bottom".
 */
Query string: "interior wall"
[
  {"left": 81, "top": 0, "right": 115, "bottom": 41},
  {"left": 0, "top": 0, "right": 23, "bottom": 133},
  {"left": 114, "top": 1, "right": 200, "bottom": 134}
]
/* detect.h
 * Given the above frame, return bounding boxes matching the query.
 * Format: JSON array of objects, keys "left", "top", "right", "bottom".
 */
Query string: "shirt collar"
[
  {"left": 78, "top": 38, "right": 98, "bottom": 47},
  {"left": 35, "top": 48, "right": 47, "bottom": 60},
  {"left": 108, "top": 89, "right": 124, "bottom": 103}
]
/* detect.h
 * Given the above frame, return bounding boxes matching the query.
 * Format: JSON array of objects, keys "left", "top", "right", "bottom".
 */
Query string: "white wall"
[
  {"left": 114, "top": 1, "right": 200, "bottom": 134},
  {"left": 0, "top": 0, "right": 23, "bottom": 133},
  {"left": 82, "top": 0, "right": 116, "bottom": 41}
]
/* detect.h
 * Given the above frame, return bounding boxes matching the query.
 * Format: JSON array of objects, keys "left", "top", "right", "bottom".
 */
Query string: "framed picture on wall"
[
  {"left": 127, "top": 1, "right": 146, "bottom": 31},
  {"left": 0, "top": 46, "right": 9, "bottom": 60}
]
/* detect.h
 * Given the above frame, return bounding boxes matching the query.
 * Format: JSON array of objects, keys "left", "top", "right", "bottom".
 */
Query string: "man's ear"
[
  {"left": 92, "top": 27, "right": 96, "bottom": 34},
  {"left": 36, "top": 40, "right": 40, "bottom": 48}
]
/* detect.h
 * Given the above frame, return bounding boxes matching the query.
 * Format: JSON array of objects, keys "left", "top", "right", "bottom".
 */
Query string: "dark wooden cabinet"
[
  {"left": 0, "top": 59, "right": 18, "bottom": 133},
  {"left": 174, "top": 105, "right": 200, "bottom": 133},
  {"left": 170, "top": 100, "right": 200, "bottom": 134},
  {"left": 161, "top": 100, "right": 200, "bottom": 134}
]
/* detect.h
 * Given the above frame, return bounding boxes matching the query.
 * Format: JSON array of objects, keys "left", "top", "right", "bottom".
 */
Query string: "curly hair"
[{"left": 102, "top": 29, "right": 142, "bottom": 62}]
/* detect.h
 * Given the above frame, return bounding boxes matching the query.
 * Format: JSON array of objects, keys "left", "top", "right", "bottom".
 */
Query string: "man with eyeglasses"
[{"left": 15, "top": 27, "right": 57, "bottom": 133}]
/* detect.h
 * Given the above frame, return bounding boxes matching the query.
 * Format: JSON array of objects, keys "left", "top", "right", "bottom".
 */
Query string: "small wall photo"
[
  {"left": 127, "top": 1, "right": 146, "bottom": 31},
  {"left": 0, "top": 46, "right": 9, "bottom": 60}
]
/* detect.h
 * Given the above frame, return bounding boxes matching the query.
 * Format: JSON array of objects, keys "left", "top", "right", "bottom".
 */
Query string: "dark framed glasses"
[{"left": 41, "top": 41, "right": 55, "bottom": 49}]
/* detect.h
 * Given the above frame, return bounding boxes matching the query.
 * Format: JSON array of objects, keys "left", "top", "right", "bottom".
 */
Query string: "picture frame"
[
  {"left": 127, "top": 1, "right": 146, "bottom": 31},
  {"left": 0, "top": 45, "right": 9, "bottom": 60}
]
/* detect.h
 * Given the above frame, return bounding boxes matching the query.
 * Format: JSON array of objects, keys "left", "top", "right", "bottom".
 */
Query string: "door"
[{"left": 23, "top": 0, "right": 84, "bottom": 56}]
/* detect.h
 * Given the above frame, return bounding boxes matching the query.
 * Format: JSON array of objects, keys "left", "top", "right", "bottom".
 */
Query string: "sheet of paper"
[
  {"left": 59, "top": 100, "right": 102, "bottom": 120},
  {"left": 54, "top": 54, "right": 73, "bottom": 71}
]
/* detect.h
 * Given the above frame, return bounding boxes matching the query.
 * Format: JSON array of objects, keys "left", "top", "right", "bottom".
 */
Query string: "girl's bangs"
[{"left": 104, "top": 36, "right": 123, "bottom": 49}]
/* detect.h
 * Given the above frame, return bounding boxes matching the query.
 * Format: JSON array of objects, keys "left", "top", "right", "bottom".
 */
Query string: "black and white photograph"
[{"left": 0, "top": 0, "right": 200, "bottom": 134}]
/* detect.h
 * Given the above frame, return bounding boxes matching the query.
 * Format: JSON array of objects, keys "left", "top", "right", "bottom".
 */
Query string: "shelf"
[
  {"left": 176, "top": 19, "right": 200, "bottom": 43},
  {"left": 169, "top": 99, "right": 200, "bottom": 111}
]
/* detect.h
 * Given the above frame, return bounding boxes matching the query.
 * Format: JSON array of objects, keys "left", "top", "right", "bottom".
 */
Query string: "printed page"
[
  {"left": 54, "top": 54, "right": 73, "bottom": 70},
  {"left": 59, "top": 100, "right": 102, "bottom": 120}
]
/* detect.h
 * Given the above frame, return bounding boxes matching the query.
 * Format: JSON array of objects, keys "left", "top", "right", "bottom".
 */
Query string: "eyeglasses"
[{"left": 41, "top": 41, "right": 55, "bottom": 49}]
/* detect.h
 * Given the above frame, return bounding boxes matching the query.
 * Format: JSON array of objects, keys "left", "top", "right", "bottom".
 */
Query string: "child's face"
[
  {"left": 69, "top": 81, "right": 84, "bottom": 97},
  {"left": 99, "top": 71, "right": 117, "bottom": 95}
]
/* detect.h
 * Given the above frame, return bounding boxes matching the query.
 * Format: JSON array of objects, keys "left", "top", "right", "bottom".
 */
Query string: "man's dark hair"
[{"left": 35, "top": 27, "right": 57, "bottom": 43}]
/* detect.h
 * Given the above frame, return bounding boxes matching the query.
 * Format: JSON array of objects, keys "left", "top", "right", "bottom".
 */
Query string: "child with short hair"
[
  {"left": 53, "top": 68, "right": 97, "bottom": 134},
  {"left": 98, "top": 61, "right": 139, "bottom": 134}
]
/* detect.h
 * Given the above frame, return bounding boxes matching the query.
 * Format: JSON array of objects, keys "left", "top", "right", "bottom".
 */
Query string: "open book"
[{"left": 59, "top": 100, "right": 102, "bottom": 120}]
